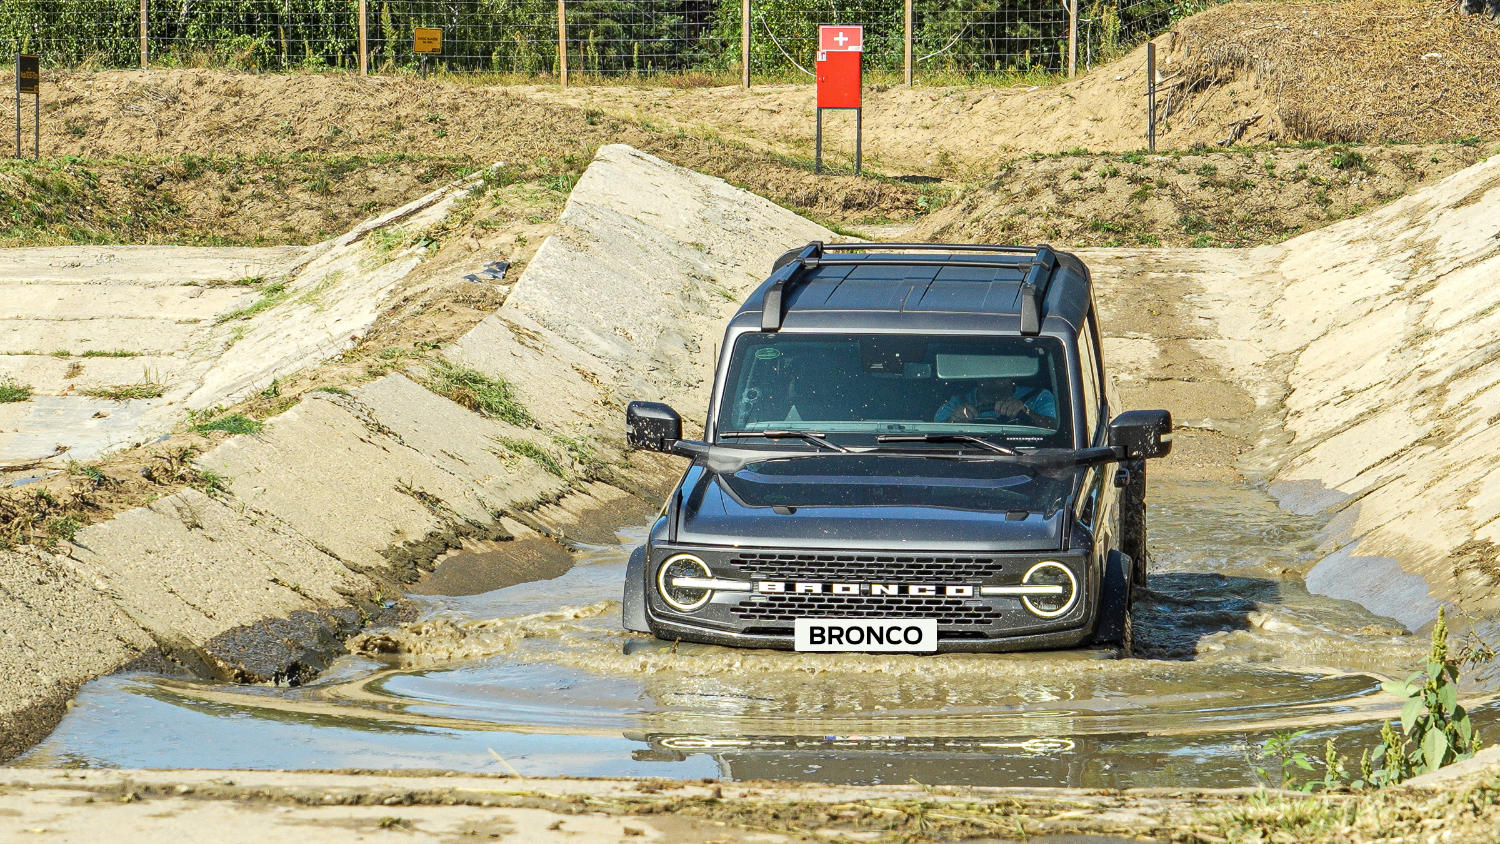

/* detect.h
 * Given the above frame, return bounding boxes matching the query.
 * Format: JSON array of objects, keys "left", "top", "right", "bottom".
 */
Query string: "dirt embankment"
[
  {"left": 913, "top": 142, "right": 1486, "bottom": 248},
  {"left": 517, "top": 0, "right": 1500, "bottom": 178},
  {"left": 0, "top": 68, "right": 922, "bottom": 248}
]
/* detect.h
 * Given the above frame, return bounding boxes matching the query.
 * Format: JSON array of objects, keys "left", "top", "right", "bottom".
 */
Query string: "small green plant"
[
  {"left": 67, "top": 461, "right": 106, "bottom": 484},
  {"left": 217, "top": 281, "right": 289, "bottom": 323},
  {"left": 1370, "top": 607, "right": 1482, "bottom": 784},
  {"left": 82, "top": 383, "right": 165, "bottom": 401},
  {"left": 493, "top": 436, "right": 566, "bottom": 478},
  {"left": 425, "top": 359, "right": 533, "bottom": 427},
  {"left": 1197, "top": 163, "right": 1218, "bottom": 178},
  {"left": 312, "top": 385, "right": 350, "bottom": 396},
  {"left": 191, "top": 414, "right": 264, "bottom": 435},
  {"left": 46, "top": 516, "right": 82, "bottom": 542},
  {"left": 1255, "top": 729, "right": 1316, "bottom": 789},
  {"left": 1331, "top": 149, "right": 1372, "bottom": 172},
  {"left": 0, "top": 378, "right": 32, "bottom": 403},
  {"left": 79, "top": 349, "right": 143, "bottom": 358},
  {"left": 260, "top": 378, "right": 281, "bottom": 399}
]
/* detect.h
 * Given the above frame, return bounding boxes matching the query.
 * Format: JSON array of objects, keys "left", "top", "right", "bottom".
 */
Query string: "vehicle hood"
[{"left": 674, "top": 454, "right": 1075, "bottom": 551}]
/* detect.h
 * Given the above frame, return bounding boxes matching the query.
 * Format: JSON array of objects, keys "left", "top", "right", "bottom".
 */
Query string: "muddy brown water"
[{"left": 19, "top": 480, "right": 1499, "bottom": 787}]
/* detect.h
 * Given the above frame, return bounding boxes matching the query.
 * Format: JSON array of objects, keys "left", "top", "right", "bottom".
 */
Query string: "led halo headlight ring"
[
  {"left": 1020, "top": 560, "right": 1079, "bottom": 618},
  {"left": 656, "top": 553, "right": 713, "bottom": 612}
]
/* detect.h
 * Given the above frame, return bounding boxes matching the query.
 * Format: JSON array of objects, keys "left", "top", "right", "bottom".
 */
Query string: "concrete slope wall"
[
  {"left": 1260, "top": 156, "right": 1500, "bottom": 630},
  {"left": 0, "top": 173, "right": 475, "bottom": 470},
  {"left": 0, "top": 145, "right": 832, "bottom": 761}
]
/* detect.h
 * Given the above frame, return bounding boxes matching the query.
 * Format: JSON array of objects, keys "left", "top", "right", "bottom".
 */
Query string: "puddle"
[{"left": 20, "top": 480, "right": 1498, "bottom": 787}]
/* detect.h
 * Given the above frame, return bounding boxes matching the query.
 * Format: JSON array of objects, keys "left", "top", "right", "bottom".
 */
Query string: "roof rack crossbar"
[
  {"left": 761, "top": 241, "right": 824, "bottom": 331},
  {"left": 796, "top": 255, "right": 1038, "bottom": 268},
  {"left": 818, "top": 243, "right": 1043, "bottom": 255},
  {"left": 1018, "top": 245, "right": 1057, "bottom": 336}
]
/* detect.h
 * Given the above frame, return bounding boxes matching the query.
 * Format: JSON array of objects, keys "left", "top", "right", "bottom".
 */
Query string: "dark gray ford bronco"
[{"left": 622, "top": 242, "right": 1171, "bottom": 653}]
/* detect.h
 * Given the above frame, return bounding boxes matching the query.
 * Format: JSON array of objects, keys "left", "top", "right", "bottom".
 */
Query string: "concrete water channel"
[{"left": 22, "top": 479, "right": 1496, "bottom": 788}]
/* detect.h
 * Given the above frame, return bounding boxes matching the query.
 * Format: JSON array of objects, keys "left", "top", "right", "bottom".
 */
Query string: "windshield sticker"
[{"left": 754, "top": 347, "right": 782, "bottom": 360}]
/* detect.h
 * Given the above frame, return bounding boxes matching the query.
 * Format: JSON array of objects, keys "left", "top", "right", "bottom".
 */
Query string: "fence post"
[
  {"left": 557, "top": 0, "right": 568, "bottom": 89},
  {"left": 1146, "top": 41, "right": 1156, "bottom": 152},
  {"left": 139, "top": 0, "right": 148, "bottom": 68},
  {"left": 1067, "top": 0, "right": 1077, "bottom": 77},
  {"left": 904, "top": 0, "right": 913, "bottom": 85},
  {"left": 741, "top": 0, "right": 750, "bottom": 88},
  {"left": 358, "top": 0, "right": 368, "bottom": 75}
]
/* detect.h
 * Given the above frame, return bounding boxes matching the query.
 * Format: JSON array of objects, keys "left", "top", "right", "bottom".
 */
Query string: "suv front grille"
[
  {"left": 729, "top": 551, "right": 1007, "bottom": 583},
  {"left": 730, "top": 593, "right": 999, "bottom": 626}
]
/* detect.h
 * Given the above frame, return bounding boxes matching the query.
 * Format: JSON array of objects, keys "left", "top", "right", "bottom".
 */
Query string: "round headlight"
[
  {"left": 656, "top": 554, "right": 712, "bottom": 612},
  {"left": 1021, "top": 561, "right": 1078, "bottom": 618}
]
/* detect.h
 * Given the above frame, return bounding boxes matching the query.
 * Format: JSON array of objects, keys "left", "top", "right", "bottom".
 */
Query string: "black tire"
[
  {"left": 1093, "top": 549, "right": 1134, "bottom": 656},
  {"left": 1120, "top": 458, "right": 1149, "bottom": 589}
]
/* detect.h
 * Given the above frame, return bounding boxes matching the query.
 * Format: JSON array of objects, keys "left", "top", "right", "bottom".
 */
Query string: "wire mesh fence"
[{"left": 0, "top": 0, "right": 1197, "bottom": 80}]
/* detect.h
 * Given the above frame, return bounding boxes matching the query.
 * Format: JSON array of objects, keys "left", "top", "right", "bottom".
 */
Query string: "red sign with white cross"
[{"left": 819, "top": 25, "right": 863, "bottom": 53}]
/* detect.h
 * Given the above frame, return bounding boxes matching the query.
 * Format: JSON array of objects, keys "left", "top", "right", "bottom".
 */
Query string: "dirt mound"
[
  {"left": 518, "top": 0, "right": 1499, "bottom": 174},
  {"left": 913, "top": 142, "right": 1486, "bottom": 248},
  {"left": 1161, "top": 0, "right": 1500, "bottom": 145},
  {"left": 0, "top": 68, "right": 922, "bottom": 246}
]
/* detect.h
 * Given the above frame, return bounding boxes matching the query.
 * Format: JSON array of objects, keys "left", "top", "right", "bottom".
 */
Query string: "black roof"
[{"left": 734, "top": 243, "right": 1093, "bottom": 337}]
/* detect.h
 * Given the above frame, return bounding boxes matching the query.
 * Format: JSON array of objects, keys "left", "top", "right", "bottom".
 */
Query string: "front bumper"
[{"left": 643, "top": 546, "right": 1095, "bottom": 653}]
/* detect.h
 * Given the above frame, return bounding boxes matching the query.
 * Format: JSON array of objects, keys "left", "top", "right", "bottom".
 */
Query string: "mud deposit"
[{"left": 20, "top": 480, "right": 1497, "bottom": 787}]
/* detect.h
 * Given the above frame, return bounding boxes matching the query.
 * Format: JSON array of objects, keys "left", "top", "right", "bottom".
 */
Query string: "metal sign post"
[
  {"left": 15, "top": 54, "right": 39, "bottom": 160},
  {"left": 1146, "top": 42, "right": 1157, "bottom": 153},
  {"left": 814, "top": 25, "right": 863, "bottom": 175},
  {"left": 414, "top": 27, "right": 442, "bottom": 77}
]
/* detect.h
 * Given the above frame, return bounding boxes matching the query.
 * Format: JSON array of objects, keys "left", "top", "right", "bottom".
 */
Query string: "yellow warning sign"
[{"left": 413, "top": 28, "right": 443, "bottom": 55}]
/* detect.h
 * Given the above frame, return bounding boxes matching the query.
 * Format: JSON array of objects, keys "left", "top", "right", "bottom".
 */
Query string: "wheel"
[
  {"left": 1120, "top": 458, "right": 1149, "bottom": 589},
  {"left": 1093, "top": 549, "right": 1134, "bottom": 656}
]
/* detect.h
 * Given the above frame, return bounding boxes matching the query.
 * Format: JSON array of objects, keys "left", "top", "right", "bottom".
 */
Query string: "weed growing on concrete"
[
  {"left": 191, "top": 414, "right": 265, "bottom": 435},
  {"left": 216, "top": 281, "right": 290, "bottom": 323},
  {"left": 312, "top": 386, "right": 350, "bottom": 396},
  {"left": 0, "top": 378, "right": 32, "bottom": 403},
  {"left": 426, "top": 359, "right": 534, "bottom": 427},
  {"left": 82, "top": 383, "right": 166, "bottom": 400},
  {"left": 77, "top": 349, "right": 144, "bottom": 358},
  {"left": 492, "top": 436, "right": 566, "bottom": 478}
]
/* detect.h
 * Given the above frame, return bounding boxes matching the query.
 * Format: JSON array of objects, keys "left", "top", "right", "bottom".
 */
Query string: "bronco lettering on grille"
[{"left": 755, "top": 582, "right": 978, "bottom": 597}]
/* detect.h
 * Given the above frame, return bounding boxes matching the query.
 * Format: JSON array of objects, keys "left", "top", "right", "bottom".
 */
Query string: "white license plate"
[{"left": 793, "top": 618, "right": 937, "bottom": 652}]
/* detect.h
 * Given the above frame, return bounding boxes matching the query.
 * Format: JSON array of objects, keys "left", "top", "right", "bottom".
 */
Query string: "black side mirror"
[
  {"left": 626, "top": 401, "right": 683, "bottom": 453},
  {"left": 1109, "top": 409, "right": 1173, "bottom": 459}
]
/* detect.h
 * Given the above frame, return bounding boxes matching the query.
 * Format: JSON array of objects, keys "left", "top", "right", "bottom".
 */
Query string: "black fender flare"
[
  {"left": 622, "top": 544, "right": 650, "bottom": 632},
  {"left": 1092, "top": 548, "right": 1133, "bottom": 648}
]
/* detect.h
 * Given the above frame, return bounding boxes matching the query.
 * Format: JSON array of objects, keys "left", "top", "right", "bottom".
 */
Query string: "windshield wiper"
[
  {"left": 720, "top": 430, "right": 850, "bottom": 453},
  {"left": 876, "top": 433, "right": 1019, "bottom": 456}
]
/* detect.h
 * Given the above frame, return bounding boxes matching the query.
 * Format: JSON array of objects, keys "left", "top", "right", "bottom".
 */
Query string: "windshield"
[{"left": 715, "top": 333, "right": 1074, "bottom": 448}]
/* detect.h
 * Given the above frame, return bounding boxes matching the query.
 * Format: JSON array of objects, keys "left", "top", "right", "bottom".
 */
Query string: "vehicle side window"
[{"left": 1077, "top": 315, "right": 1103, "bottom": 444}]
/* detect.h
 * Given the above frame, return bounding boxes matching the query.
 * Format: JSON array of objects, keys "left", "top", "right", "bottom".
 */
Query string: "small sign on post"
[
  {"left": 15, "top": 54, "right": 39, "bottom": 160},
  {"left": 414, "top": 27, "right": 442, "bottom": 77},
  {"left": 814, "top": 25, "right": 863, "bottom": 175}
]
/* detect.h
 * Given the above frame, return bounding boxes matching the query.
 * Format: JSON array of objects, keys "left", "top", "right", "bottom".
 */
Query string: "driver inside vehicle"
[{"left": 935, "top": 376, "right": 1057, "bottom": 427}]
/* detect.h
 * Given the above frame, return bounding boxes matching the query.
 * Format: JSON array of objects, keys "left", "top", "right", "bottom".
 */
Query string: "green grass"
[
  {"left": 46, "top": 516, "right": 82, "bottom": 542},
  {"left": 66, "top": 461, "right": 107, "bottom": 483},
  {"left": 82, "top": 383, "right": 166, "bottom": 400},
  {"left": 492, "top": 436, "right": 566, "bottom": 478},
  {"left": 0, "top": 378, "right": 32, "bottom": 403},
  {"left": 79, "top": 349, "right": 144, "bottom": 358},
  {"left": 425, "top": 359, "right": 534, "bottom": 427},
  {"left": 311, "top": 385, "right": 350, "bottom": 396},
  {"left": 216, "top": 281, "right": 289, "bottom": 323},
  {"left": 191, "top": 414, "right": 265, "bottom": 435}
]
